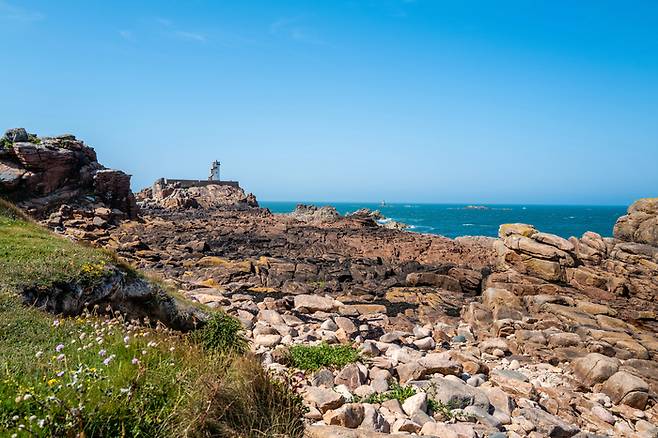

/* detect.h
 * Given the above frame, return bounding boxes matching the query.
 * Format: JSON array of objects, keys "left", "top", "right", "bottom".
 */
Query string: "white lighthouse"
[{"left": 209, "top": 160, "right": 221, "bottom": 181}]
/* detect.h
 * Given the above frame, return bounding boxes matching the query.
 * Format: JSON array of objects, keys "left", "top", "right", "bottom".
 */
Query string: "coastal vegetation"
[
  {"left": 288, "top": 343, "right": 359, "bottom": 371},
  {"left": 0, "top": 198, "right": 129, "bottom": 290},
  {"left": 359, "top": 382, "right": 416, "bottom": 404},
  {"left": 0, "top": 199, "right": 305, "bottom": 437}
]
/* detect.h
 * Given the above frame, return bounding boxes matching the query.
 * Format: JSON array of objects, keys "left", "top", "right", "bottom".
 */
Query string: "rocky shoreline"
[{"left": 2, "top": 129, "right": 657, "bottom": 437}]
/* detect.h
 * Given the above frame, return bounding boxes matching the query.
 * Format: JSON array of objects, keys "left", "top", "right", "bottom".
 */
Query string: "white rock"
[
  {"left": 321, "top": 319, "right": 338, "bottom": 331},
  {"left": 402, "top": 392, "right": 428, "bottom": 416},
  {"left": 413, "top": 325, "right": 432, "bottom": 339},
  {"left": 413, "top": 336, "right": 436, "bottom": 351},
  {"left": 591, "top": 405, "right": 615, "bottom": 424},
  {"left": 254, "top": 334, "right": 281, "bottom": 347},
  {"left": 391, "top": 418, "right": 421, "bottom": 433},
  {"left": 294, "top": 294, "right": 335, "bottom": 312}
]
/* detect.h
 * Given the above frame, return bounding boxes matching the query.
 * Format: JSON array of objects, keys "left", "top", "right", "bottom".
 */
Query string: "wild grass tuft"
[
  {"left": 427, "top": 398, "right": 457, "bottom": 419},
  {"left": 178, "top": 355, "right": 306, "bottom": 438},
  {"left": 288, "top": 342, "right": 359, "bottom": 371},
  {"left": 0, "top": 198, "right": 32, "bottom": 222},
  {"left": 191, "top": 311, "right": 248, "bottom": 354}
]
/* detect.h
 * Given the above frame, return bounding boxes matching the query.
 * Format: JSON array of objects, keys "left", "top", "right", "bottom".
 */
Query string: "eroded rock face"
[
  {"left": 0, "top": 128, "right": 138, "bottom": 220},
  {"left": 614, "top": 198, "right": 658, "bottom": 246},
  {"left": 20, "top": 265, "right": 205, "bottom": 331},
  {"left": 495, "top": 224, "right": 577, "bottom": 282}
]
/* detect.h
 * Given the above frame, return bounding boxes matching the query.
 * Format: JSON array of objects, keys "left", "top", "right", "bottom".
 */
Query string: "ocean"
[{"left": 259, "top": 202, "right": 628, "bottom": 239}]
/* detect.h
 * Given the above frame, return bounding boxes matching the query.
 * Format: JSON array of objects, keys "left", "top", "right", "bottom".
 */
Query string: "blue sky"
[{"left": 1, "top": 0, "right": 657, "bottom": 205}]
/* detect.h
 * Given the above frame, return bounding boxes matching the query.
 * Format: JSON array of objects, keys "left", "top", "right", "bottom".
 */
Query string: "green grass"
[
  {"left": 288, "top": 343, "right": 359, "bottom": 371},
  {"left": 0, "top": 203, "right": 119, "bottom": 290},
  {"left": 0, "top": 294, "right": 305, "bottom": 437},
  {"left": 0, "top": 200, "right": 306, "bottom": 437}
]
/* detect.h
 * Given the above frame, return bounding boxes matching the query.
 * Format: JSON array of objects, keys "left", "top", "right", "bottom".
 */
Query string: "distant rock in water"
[
  {"left": 379, "top": 218, "right": 409, "bottom": 230},
  {"left": 137, "top": 179, "right": 259, "bottom": 211},
  {"left": 0, "top": 128, "right": 138, "bottom": 220},
  {"left": 346, "top": 207, "right": 410, "bottom": 230},
  {"left": 463, "top": 205, "right": 490, "bottom": 210},
  {"left": 289, "top": 204, "right": 341, "bottom": 223},
  {"left": 346, "top": 208, "right": 384, "bottom": 220}
]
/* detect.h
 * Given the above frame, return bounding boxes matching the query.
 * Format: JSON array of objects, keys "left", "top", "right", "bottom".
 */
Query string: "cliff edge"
[{"left": 0, "top": 128, "right": 138, "bottom": 222}]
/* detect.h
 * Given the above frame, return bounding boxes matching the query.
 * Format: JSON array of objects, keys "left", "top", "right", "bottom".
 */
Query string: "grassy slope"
[{"left": 0, "top": 199, "right": 305, "bottom": 437}]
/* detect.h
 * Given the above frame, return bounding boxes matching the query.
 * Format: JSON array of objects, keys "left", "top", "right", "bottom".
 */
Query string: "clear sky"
[{"left": 1, "top": 1, "right": 657, "bottom": 205}]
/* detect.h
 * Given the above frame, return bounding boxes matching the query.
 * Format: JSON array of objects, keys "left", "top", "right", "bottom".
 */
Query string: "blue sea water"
[{"left": 259, "top": 202, "right": 628, "bottom": 239}]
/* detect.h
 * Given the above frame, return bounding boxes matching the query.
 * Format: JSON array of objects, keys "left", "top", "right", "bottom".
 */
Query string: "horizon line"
[{"left": 258, "top": 200, "right": 630, "bottom": 208}]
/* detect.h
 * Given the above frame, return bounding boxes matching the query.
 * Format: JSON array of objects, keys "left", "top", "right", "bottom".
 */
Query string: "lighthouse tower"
[{"left": 209, "top": 160, "right": 221, "bottom": 181}]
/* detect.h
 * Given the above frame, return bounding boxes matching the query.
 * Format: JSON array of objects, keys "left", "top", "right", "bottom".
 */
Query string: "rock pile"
[
  {"left": 0, "top": 128, "right": 138, "bottom": 220},
  {"left": 495, "top": 223, "right": 577, "bottom": 282},
  {"left": 177, "top": 281, "right": 657, "bottom": 438}
]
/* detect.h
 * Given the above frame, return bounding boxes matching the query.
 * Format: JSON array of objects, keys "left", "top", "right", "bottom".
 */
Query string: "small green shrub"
[
  {"left": 0, "top": 138, "right": 11, "bottom": 149},
  {"left": 191, "top": 312, "right": 248, "bottom": 354},
  {"left": 288, "top": 343, "right": 359, "bottom": 371},
  {"left": 428, "top": 398, "right": 462, "bottom": 420},
  {"left": 362, "top": 382, "right": 417, "bottom": 404},
  {"left": 27, "top": 133, "right": 41, "bottom": 144}
]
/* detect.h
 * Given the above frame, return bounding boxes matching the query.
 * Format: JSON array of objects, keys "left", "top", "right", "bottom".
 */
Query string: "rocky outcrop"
[
  {"left": 136, "top": 179, "right": 258, "bottom": 210},
  {"left": 294, "top": 206, "right": 409, "bottom": 230},
  {"left": 492, "top": 201, "right": 658, "bottom": 325},
  {"left": 346, "top": 208, "right": 385, "bottom": 221},
  {"left": 21, "top": 264, "right": 206, "bottom": 332},
  {"left": 495, "top": 224, "right": 577, "bottom": 282},
  {"left": 290, "top": 204, "right": 341, "bottom": 223},
  {"left": 0, "top": 128, "right": 138, "bottom": 220},
  {"left": 614, "top": 198, "right": 658, "bottom": 246}
]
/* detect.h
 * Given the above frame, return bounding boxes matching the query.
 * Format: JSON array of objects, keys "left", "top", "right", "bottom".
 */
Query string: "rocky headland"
[
  {"left": 0, "top": 128, "right": 138, "bottom": 222},
  {"left": 2, "top": 128, "right": 657, "bottom": 437}
]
